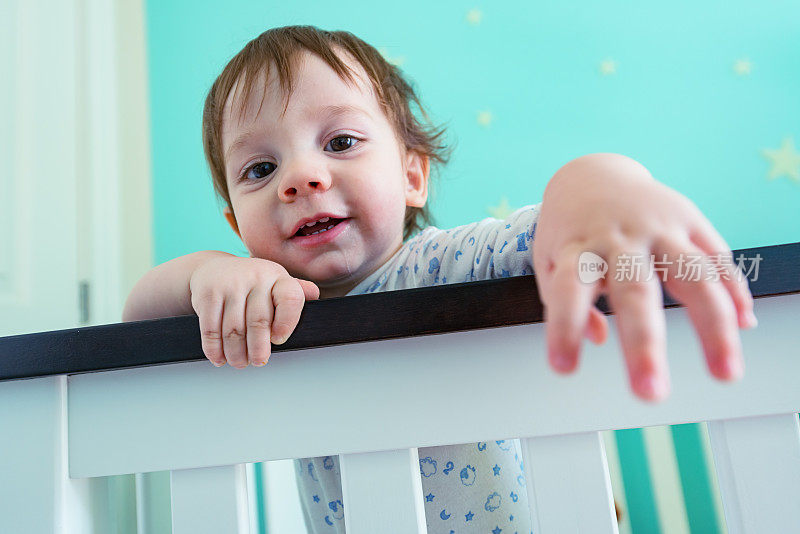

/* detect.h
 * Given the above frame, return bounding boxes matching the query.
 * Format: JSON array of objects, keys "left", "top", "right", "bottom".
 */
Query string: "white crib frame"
[{"left": 1, "top": 291, "right": 799, "bottom": 533}]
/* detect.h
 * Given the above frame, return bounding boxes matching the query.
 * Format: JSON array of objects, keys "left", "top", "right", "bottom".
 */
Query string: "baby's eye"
[
  {"left": 325, "top": 135, "right": 358, "bottom": 152},
  {"left": 243, "top": 161, "right": 276, "bottom": 181}
]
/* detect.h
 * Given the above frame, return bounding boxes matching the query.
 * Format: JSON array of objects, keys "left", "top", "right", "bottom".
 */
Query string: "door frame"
[{"left": 78, "top": 0, "right": 153, "bottom": 326}]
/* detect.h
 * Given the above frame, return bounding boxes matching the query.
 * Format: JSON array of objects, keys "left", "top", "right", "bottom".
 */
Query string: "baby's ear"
[
  {"left": 404, "top": 150, "right": 429, "bottom": 208},
  {"left": 223, "top": 206, "right": 242, "bottom": 239}
]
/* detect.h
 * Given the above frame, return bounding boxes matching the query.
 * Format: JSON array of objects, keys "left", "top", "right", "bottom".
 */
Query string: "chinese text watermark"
[{"left": 577, "top": 251, "right": 762, "bottom": 284}]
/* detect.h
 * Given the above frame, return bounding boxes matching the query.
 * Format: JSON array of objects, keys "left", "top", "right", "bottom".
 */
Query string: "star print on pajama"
[
  {"left": 294, "top": 204, "right": 542, "bottom": 533},
  {"left": 418, "top": 440, "right": 535, "bottom": 533}
]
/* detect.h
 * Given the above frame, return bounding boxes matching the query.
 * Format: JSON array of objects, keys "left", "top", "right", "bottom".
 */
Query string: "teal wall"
[
  {"left": 144, "top": 2, "right": 800, "bottom": 533},
  {"left": 146, "top": 1, "right": 800, "bottom": 265}
]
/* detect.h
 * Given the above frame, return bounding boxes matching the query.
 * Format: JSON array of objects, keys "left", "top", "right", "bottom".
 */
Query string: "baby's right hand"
[{"left": 189, "top": 255, "right": 320, "bottom": 368}]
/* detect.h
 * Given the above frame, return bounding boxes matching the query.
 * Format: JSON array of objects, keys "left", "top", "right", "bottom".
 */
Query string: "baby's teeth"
[
  {"left": 309, "top": 224, "right": 336, "bottom": 236},
  {"left": 304, "top": 216, "right": 331, "bottom": 228}
]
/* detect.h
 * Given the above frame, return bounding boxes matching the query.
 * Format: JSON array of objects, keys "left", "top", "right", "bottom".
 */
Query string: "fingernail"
[
  {"left": 585, "top": 326, "right": 601, "bottom": 344},
  {"left": 272, "top": 334, "right": 288, "bottom": 345},
  {"left": 744, "top": 310, "right": 758, "bottom": 329},
  {"left": 212, "top": 360, "right": 225, "bottom": 368},
  {"left": 719, "top": 357, "right": 744, "bottom": 381},
  {"left": 254, "top": 360, "right": 267, "bottom": 367},
  {"left": 636, "top": 374, "right": 668, "bottom": 400},
  {"left": 552, "top": 352, "right": 573, "bottom": 372},
  {"left": 583, "top": 324, "right": 595, "bottom": 342}
]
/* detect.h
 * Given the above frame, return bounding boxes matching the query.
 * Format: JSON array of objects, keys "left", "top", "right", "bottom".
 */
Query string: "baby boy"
[{"left": 124, "top": 25, "right": 756, "bottom": 533}]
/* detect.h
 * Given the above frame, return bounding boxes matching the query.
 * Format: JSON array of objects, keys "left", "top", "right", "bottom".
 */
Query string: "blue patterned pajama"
[{"left": 295, "top": 204, "right": 542, "bottom": 533}]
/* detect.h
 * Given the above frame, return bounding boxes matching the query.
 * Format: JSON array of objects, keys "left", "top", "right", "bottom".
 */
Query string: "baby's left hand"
[{"left": 532, "top": 153, "right": 757, "bottom": 402}]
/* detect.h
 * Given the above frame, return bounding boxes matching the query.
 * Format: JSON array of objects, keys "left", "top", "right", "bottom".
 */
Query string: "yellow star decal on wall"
[
  {"left": 477, "top": 110, "right": 493, "bottom": 127},
  {"left": 762, "top": 137, "right": 800, "bottom": 182},
  {"left": 599, "top": 59, "right": 617, "bottom": 76},
  {"left": 466, "top": 8, "right": 483, "bottom": 25},
  {"left": 733, "top": 57, "right": 752, "bottom": 76},
  {"left": 488, "top": 197, "right": 515, "bottom": 219}
]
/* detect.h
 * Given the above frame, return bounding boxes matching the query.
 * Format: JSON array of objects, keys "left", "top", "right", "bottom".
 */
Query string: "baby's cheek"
[
  {"left": 240, "top": 228, "right": 279, "bottom": 260},
  {"left": 365, "top": 207, "right": 404, "bottom": 240}
]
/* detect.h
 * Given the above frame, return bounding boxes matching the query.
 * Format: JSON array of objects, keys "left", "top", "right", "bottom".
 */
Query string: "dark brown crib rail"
[{"left": 1, "top": 242, "right": 798, "bottom": 382}]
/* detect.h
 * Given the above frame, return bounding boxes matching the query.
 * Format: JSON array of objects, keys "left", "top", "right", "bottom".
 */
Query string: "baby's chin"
[
  {"left": 308, "top": 274, "right": 364, "bottom": 300},
  {"left": 288, "top": 264, "right": 365, "bottom": 298}
]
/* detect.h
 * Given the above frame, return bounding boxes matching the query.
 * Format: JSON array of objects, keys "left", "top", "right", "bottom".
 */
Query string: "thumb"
[{"left": 297, "top": 279, "right": 321, "bottom": 300}]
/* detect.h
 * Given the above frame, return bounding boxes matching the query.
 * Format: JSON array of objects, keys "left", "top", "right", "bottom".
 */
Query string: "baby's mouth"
[{"left": 294, "top": 218, "right": 348, "bottom": 237}]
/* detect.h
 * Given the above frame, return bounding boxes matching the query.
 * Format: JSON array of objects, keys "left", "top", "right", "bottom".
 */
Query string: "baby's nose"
[
  {"left": 282, "top": 179, "right": 323, "bottom": 196},
  {"left": 278, "top": 163, "right": 332, "bottom": 199}
]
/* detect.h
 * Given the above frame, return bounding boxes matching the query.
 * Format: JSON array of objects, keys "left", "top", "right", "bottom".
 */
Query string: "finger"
[
  {"left": 657, "top": 234, "right": 744, "bottom": 381},
  {"left": 584, "top": 306, "right": 609, "bottom": 345},
  {"left": 533, "top": 250, "right": 556, "bottom": 304},
  {"left": 270, "top": 277, "right": 307, "bottom": 345},
  {"left": 605, "top": 245, "right": 670, "bottom": 402},
  {"left": 245, "top": 285, "right": 273, "bottom": 367},
  {"left": 191, "top": 291, "right": 226, "bottom": 367},
  {"left": 687, "top": 222, "right": 757, "bottom": 329},
  {"left": 221, "top": 293, "right": 249, "bottom": 369},
  {"left": 297, "top": 278, "right": 321, "bottom": 300},
  {"left": 536, "top": 246, "right": 608, "bottom": 346},
  {"left": 543, "top": 244, "right": 604, "bottom": 374}
]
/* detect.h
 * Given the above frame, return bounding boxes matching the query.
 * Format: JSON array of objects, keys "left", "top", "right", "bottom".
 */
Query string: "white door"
[
  {"left": 0, "top": 2, "right": 152, "bottom": 533},
  {"left": 0, "top": 0, "right": 80, "bottom": 337}
]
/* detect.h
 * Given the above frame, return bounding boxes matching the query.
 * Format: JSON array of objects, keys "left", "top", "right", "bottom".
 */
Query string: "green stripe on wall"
[
  {"left": 255, "top": 462, "right": 267, "bottom": 534},
  {"left": 616, "top": 428, "right": 661, "bottom": 534},
  {"left": 602, "top": 430, "right": 633, "bottom": 534},
  {"left": 671, "top": 423, "right": 721, "bottom": 534}
]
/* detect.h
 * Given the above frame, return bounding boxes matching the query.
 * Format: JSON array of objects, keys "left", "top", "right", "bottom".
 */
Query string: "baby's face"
[{"left": 221, "top": 50, "right": 427, "bottom": 298}]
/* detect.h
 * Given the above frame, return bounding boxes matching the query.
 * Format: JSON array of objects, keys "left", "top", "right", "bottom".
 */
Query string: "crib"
[{"left": 1, "top": 241, "right": 798, "bottom": 534}]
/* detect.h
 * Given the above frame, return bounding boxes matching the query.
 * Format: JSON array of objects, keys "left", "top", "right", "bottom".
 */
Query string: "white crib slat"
[
  {"left": 707, "top": 413, "right": 800, "bottom": 534},
  {"left": 340, "top": 448, "right": 427, "bottom": 533},
  {"left": 135, "top": 473, "right": 149, "bottom": 534},
  {"left": 0, "top": 376, "right": 63, "bottom": 533},
  {"left": 0, "top": 376, "right": 97, "bottom": 533},
  {"left": 170, "top": 464, "right": 249, "bottom": 534},
  {"left": 135, "top": 471, "right": 172, "bottom": 534},
  {"left": 520, "top": 432, "right": 618, "bottom": 534}
]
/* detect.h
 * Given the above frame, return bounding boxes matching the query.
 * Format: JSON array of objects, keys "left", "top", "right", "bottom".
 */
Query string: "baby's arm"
[
  {"left": 123, "top": 251, "right": 319, "bottom": 367},
  {"left": 123, "top": 250, "right": 229, "bottom": 322}
]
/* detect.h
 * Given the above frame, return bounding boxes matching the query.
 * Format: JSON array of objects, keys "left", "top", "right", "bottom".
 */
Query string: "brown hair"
[{"left": 202, "top": 25, "right": 451, "bottom": 241}]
